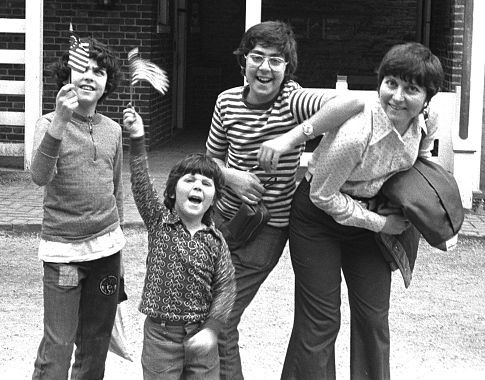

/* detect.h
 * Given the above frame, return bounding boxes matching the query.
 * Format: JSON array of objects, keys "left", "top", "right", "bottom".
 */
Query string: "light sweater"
[{"left": 31, "top": 111, "right": 124, "bottom": 243}]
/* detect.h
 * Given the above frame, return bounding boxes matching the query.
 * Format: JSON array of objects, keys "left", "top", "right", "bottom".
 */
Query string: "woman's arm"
[{"left": 308, "top": 120, "right": 389, "bottom": 232}]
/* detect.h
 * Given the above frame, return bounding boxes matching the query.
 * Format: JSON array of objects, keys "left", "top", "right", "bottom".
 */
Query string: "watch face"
[{"left": 303, "top": 123, "right": 313, "bottom": 136}]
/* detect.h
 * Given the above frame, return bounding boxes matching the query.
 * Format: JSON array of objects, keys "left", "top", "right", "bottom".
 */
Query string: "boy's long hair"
[
  {"left": 50, "top": 37, "right": 121, "bottom": 103},
  {"left": 163, "top": 153, "right": 225, "bottom": 224},
  {"left": 233, "top": 20, "right": 298, "bottom": 82},
  {"left": 377, "top": 42, "right": 444, "bottom": 103}
]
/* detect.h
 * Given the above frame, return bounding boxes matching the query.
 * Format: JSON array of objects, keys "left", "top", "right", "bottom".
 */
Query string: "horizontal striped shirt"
[{"left": 206, "top": 80, "right": 335, "bottom": 227}]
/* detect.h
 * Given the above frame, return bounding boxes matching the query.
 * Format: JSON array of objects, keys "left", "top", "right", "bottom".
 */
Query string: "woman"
[{"left": 260, "top": 42, "right": 444, "bottom": 379}]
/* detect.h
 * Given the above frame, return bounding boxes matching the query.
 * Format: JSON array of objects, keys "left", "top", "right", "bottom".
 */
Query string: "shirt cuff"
[
  {"left": 370, "top": 213, "right": 388, "bottom": 232},
  {"left": 130, "top": 135, "right": 146, "bottom": 156},
  {"left": 38, "top": 132, "right": 62, "bottom": 157}
]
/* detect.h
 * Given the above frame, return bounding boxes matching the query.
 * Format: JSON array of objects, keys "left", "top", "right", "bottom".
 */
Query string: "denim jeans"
[
  {"left": 214, "top": 209, "right": 288, "bottom": 380},
  {"left": 142, "top": 316, "right": 219, "bottom": 380},
  {"left": 32, "top": 252, "right": 120, "bottom": 380},
  {"left": 281, "top": 179, "right": 391, "bottom": 380}
]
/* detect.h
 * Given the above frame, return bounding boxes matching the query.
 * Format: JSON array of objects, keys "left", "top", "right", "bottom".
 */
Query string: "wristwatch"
[{"left": 301, "top": 121, "right": 316, "bottom": 140}]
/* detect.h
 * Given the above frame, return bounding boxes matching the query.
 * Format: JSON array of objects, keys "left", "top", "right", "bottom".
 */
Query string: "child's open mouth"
[{"left": 188, "top": 195, "right": 202, "bottom": 204}]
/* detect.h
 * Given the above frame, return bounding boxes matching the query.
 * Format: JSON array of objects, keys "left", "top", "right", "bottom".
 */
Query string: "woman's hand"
[
  {"left": 381, "top": 213, "right": 410, "bottom": 235},
  {"left": 186, "top": 328, "right": 217, "bottom": 356},
  {"left": 225, "top": 168, "right": 266, "bottom": 205},
  {"left": 122, "top": 103, "right": 144, "bottom": 137}
]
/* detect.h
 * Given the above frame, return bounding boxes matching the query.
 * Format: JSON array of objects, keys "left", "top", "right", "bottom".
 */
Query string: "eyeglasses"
[{"left": 244, "top": 53, "right": 288, "bottom": 71}]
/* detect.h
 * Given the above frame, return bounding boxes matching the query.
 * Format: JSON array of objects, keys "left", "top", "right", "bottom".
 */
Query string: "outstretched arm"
[{"left": 257, "top": 94, "right": 365, "bottom": 172}]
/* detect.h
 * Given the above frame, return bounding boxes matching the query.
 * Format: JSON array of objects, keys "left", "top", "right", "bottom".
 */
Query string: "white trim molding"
[{"left": 24, "top": 0, "right": 44, "bottom": 170}]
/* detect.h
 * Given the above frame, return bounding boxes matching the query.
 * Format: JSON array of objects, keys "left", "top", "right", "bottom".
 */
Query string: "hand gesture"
[
  {"left": 380, "top": 212, "right": 410, "bottom": 235},
  {"left": 54, "top": 84, "right": 78, "bottom": 123},
  {"left": 186, "top": 328, "right": 217, "bottom": 357},
  {"left": 226, "top": 169, "right": 265, "bottom": 205},
  {"left": 257, "top": 134, "right": 294, "bottom": 173},
  {"left": 122, "top": 103, "right": 144, "bottom": 137}
]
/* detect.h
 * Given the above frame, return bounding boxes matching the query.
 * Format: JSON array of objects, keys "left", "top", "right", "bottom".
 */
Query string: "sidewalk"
[
  {"left": 0, "top": 129, "right": 206, "bottom": 233},
  {"left": 1, "top": 129, "right": 485, "bottom": 238}
]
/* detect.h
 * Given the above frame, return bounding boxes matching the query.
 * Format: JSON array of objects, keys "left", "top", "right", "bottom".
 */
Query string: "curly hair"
[
  {"left": 163, "top": 153, "right": 225, "bottom": 225},
  {"left": 233, "top": 20, "right": 298, "bottom": 83},
  {"left": 49, "top": 37, "right": 121, "bottom": 103},
  {"left": 377, "top": 42, "right": 444, "bottom": 103}
]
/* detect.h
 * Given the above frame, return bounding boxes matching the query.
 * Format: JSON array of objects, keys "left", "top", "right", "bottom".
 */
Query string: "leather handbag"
[
  {"left": 220, "top": 201, "right": 271, "bottom": 250},
  {"left": 219, "top": 176, "right": 276, "bottom": 250},
  {"left": 380, "top": 157, "right": 464, "bottom": 250}
]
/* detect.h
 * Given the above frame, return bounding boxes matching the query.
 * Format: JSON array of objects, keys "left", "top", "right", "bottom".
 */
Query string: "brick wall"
[
  {"left": 0, "top": 0, "right": 469, "bottom": 149},
  {"left": 262, "top": 0, "right": 420, "bottom": 89},
  {"left": 41, "top": 0, "right": 172, "bottom": 149},
  {"left": 429, "top": 0, "right": 464, "bottom": 91}
]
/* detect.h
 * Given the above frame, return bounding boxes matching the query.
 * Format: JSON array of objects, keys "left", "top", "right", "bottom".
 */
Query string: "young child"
[
  {"left": 31, "top": 38, "right": 125, "bottom": 379},
  {"left": 123, "top": 106, "right": 236, "bottom": 380}
]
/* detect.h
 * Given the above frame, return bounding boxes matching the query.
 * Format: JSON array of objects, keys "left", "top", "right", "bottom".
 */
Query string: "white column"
[
  {"left": 467, "top": 0, "right": 485, "bottom": 191},
  {"left": 245, "top": 0, "right": 262, "bottom": 31},
  {"left": 24, "top": 0, "right": 44, "bottom": 170}
]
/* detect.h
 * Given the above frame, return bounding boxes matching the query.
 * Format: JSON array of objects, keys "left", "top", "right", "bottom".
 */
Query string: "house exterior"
[{"left": 1, "top": 0, "right": 484, "bottom": 208}]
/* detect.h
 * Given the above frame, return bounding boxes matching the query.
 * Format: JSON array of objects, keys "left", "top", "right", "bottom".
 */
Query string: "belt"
[
  {"left": 149, "top": 316, "right": 200, "bottom": 326},
  {"left": 304, "top": 171, "right": 372, "bottom": 210}
]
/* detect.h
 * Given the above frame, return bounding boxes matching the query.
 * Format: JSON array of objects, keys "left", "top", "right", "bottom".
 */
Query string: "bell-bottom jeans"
[{"left": 281, "top": 178, "right": 391, "bottom": 380}]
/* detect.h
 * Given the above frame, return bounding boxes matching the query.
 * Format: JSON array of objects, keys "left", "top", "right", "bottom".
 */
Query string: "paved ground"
[
  {"left": 1, "top": 129, "right": 485, "bottom": 239},
  {"left": 0, "top": 129, "right": 206, "bottom": 232}
]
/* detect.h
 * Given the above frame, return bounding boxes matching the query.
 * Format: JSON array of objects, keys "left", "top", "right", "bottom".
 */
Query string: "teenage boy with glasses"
[{"left": 205, "top": 20, "right": 366, "bottom": 379}]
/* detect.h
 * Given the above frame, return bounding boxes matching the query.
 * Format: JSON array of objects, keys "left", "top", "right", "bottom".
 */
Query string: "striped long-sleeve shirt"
[{"left": 206, "top": 80, "right": 336, "bottom": 227}]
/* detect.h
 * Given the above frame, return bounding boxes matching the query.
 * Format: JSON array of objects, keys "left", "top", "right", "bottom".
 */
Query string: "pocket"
[
  {"left": 142, "top": 318, "right": 182, "bottom": 374},
  {"left": 232, "top": 225, "right": 288, "bottom": 269},
  {"left": 58, "top": 264, "right": 79, "bottom": 287}
]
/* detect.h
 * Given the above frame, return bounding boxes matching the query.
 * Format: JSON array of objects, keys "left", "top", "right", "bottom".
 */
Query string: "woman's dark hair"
[
  {"left": 50, "top": 37, "right": 121, "bottom": 103},
  {"left": 233, "top": 20, "right": 298, "bottom": 82},
  {"left": 163, "top": 153, "right": 225, "bottom": 224},
  {"left": 377, "top": 42, "right": 444, "bottom": 103}
]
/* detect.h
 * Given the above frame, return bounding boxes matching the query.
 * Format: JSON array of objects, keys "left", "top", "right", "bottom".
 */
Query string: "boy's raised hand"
[
  {"left": 54, "top": 84, "right": 78, "bottom": 122},
  {"left": 123, "top": 103, "right": 144, "bottom": 138},
  {"left": 48, "top": 84, "right": 79, "bottom": 139}
]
